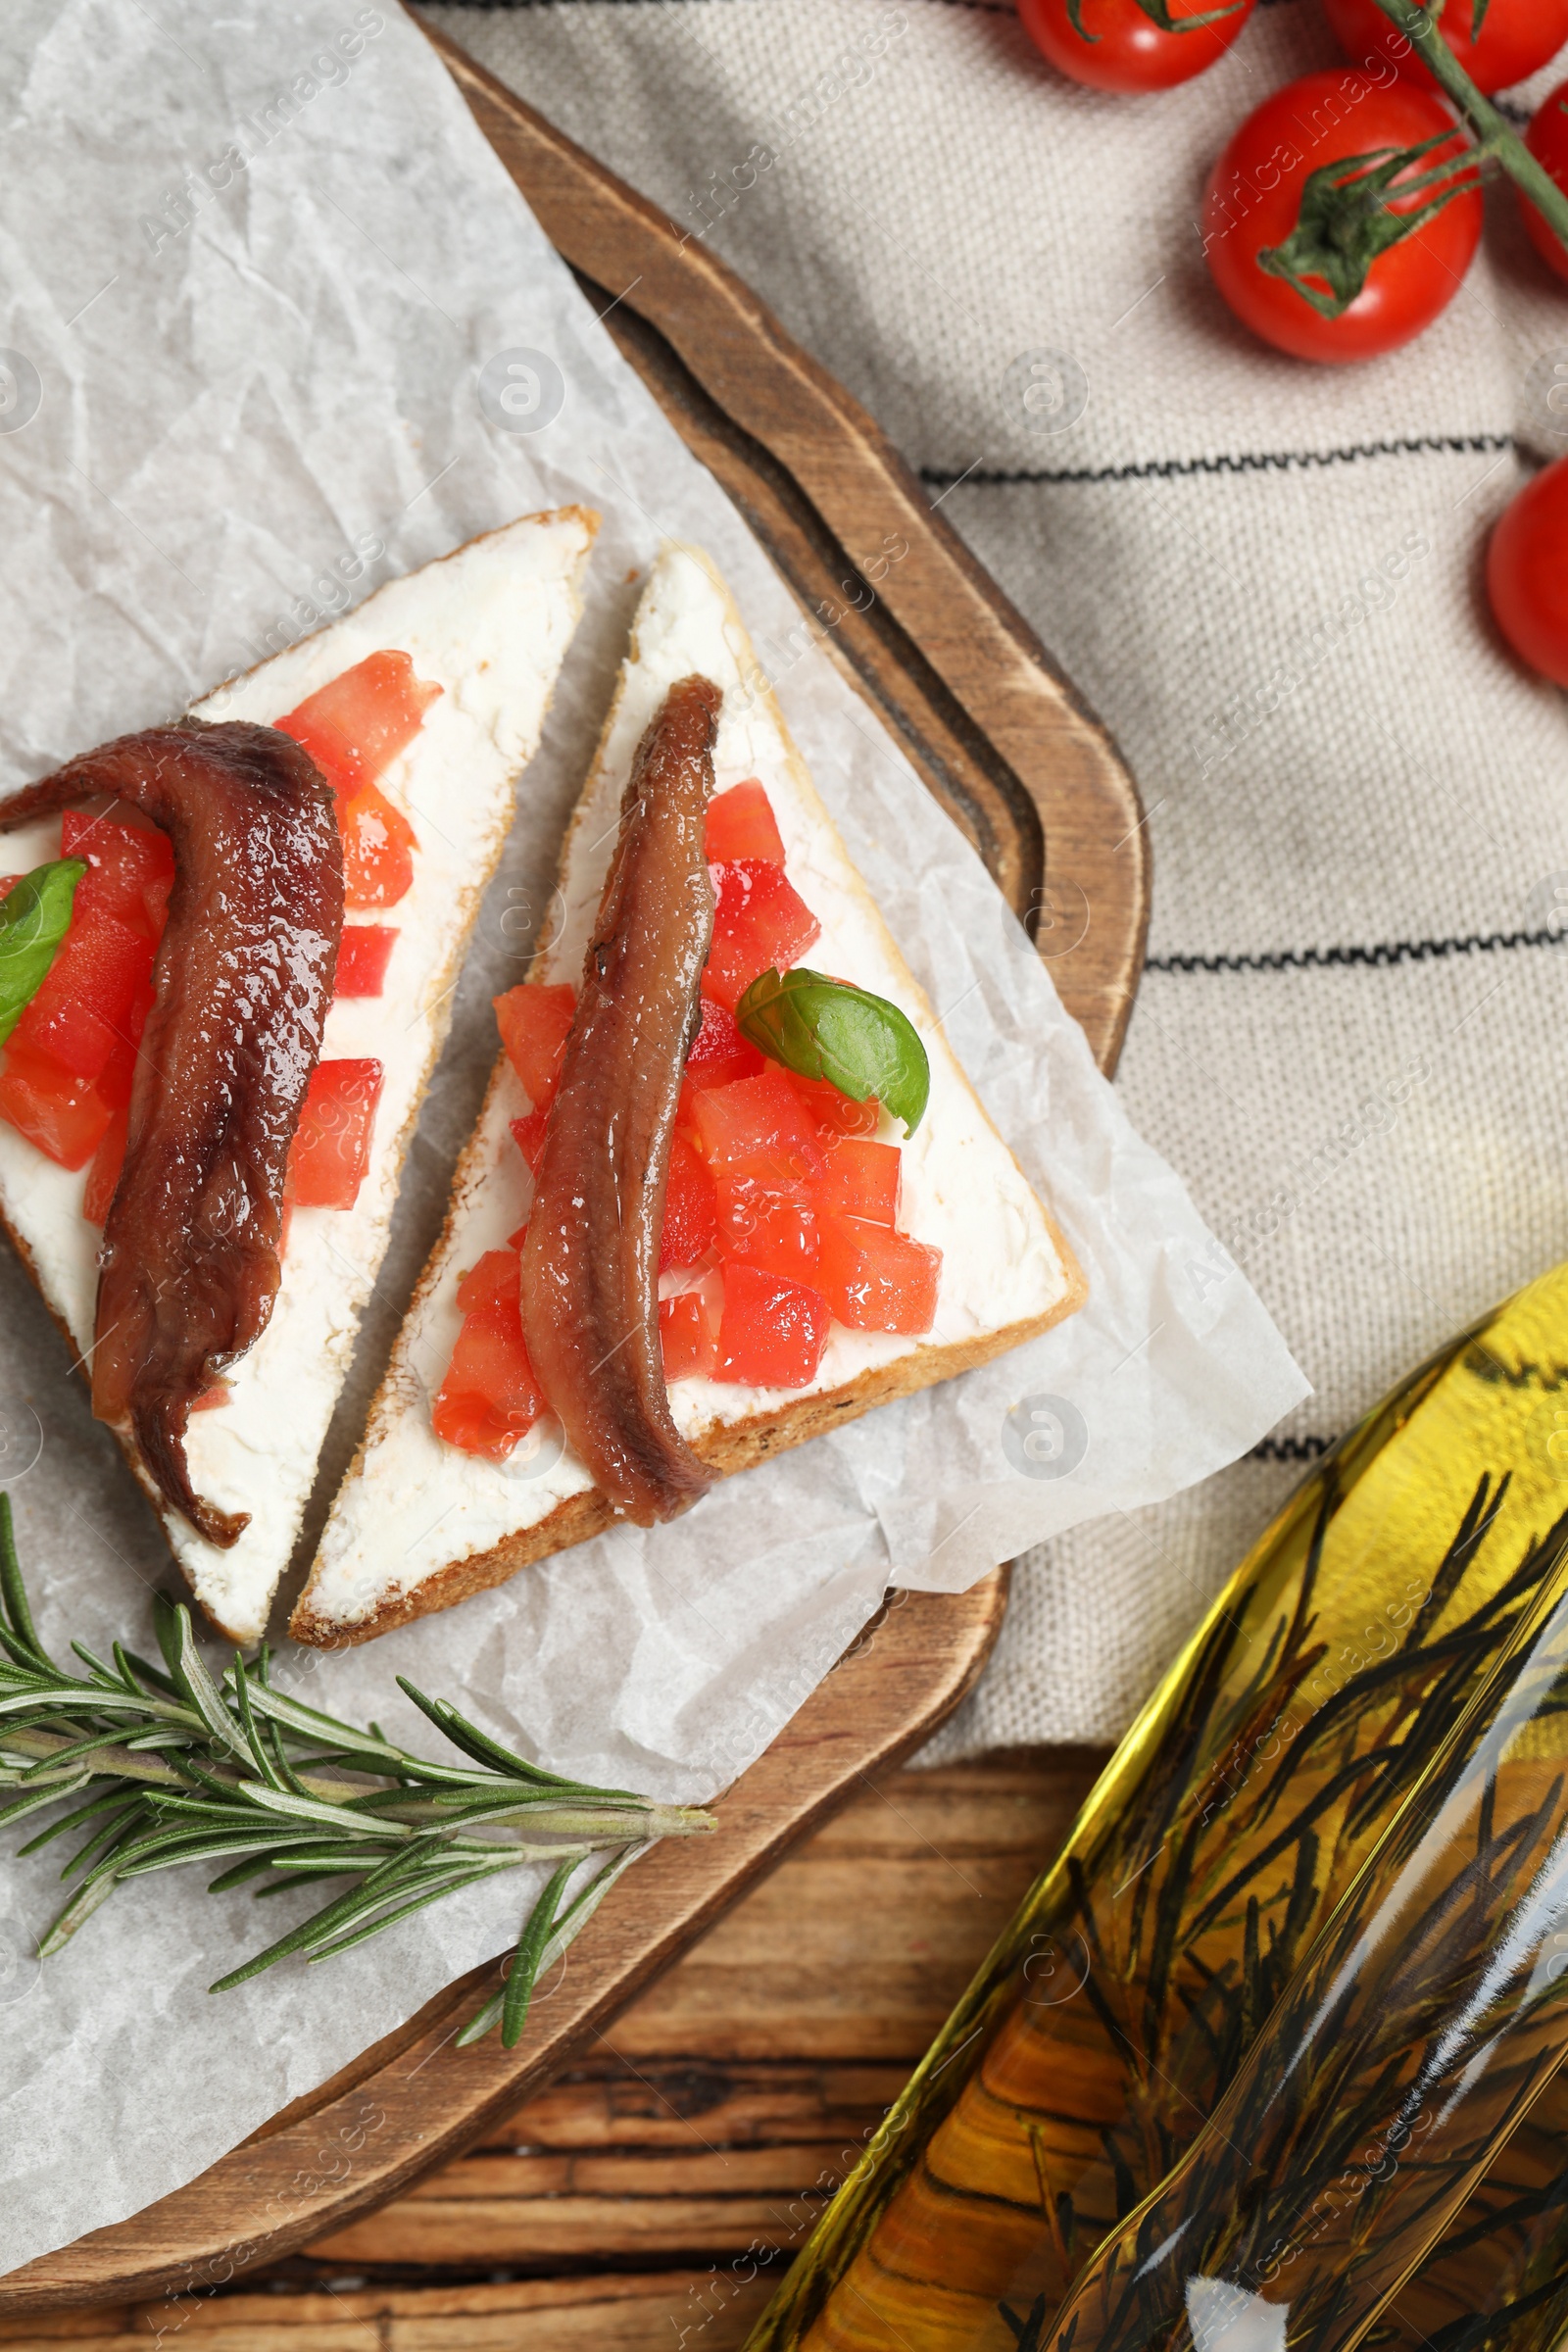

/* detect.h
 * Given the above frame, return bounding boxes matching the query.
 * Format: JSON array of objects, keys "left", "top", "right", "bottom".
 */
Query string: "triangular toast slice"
[
  {"left": 294, "top": 544, "right": 1085, "bottom": 1646},
  {"left": 0, "top": 508, "right": 597, "bottom": 1642}
]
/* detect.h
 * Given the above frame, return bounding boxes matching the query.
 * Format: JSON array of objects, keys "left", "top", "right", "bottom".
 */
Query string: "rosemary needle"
[{"left": 0, "top": 1495, "right": 714, "bottom": 2043}]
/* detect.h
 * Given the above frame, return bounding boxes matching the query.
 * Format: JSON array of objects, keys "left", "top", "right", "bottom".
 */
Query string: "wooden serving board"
[{"left": 0, "top": 30, "right": 1146, "bottom": 2318}]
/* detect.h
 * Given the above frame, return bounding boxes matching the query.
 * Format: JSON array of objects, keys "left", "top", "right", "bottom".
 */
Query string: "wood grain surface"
[
  {"left": 0, "top": 1579, "right": 1006, "bottom": 2317},
  {"left": 0, "top": 20, "right": 1147, "bottom": 2324},
  {"left": 5, "top": 1748, "right": 1108, "bottom": 2349}
]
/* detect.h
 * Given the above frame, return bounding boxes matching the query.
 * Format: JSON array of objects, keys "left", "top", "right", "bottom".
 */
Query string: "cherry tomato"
[
  {"left": 1324, "top": 0, "right": 1568, "bottom": 94},
  {"left": 1487, "top": 456, "right": 1568, "bottom": 688},
  {"left": 1017, "top": 0, "right": 1255, "bottom": 92},
  {"left": 1202, "top": 74, "right": 1482, "bottom": 364},
  {"left": 1520, "top": 79, "right": 1568, "bottom": 281}
]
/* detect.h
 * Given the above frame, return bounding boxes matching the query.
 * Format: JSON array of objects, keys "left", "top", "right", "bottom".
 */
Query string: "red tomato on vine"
[
  {"left": 1323, "top": 0, "right": 1568, "bottom": 97},
  {"left": 1017, "top": 0, "right": 1255, "bottom": 93},
  {"left": 1487, "top": 458, "right": 1568, "bottom": 688},
  {"left": 1521, "top": 79, "right": 1568, "bottom": 281},
  {"left": 1202, "top": 74, "right": 1483, "bottom": 364}
]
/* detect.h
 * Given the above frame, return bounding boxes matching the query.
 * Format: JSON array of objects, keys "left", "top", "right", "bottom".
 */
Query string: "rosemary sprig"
[{"left": 0, "top": 1495, "right": 713, "bottom": 2043}]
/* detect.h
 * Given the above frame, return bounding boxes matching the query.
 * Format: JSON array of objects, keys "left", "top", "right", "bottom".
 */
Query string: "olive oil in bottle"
[
  {"left": 744, "top": 1262, "right": 1568, "bottom": 2352},
  {"left": 1041, "top": 1535, "right": 1568, "bottom": 2352}
]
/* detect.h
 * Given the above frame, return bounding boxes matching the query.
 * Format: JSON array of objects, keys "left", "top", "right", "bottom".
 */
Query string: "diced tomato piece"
[
  {"left": 704, "top": 861, "right": 821, "bottom": 1012},
  {"left": 0, "top": 876, "right": 18, "bottom": 901},
  {"left": 456, "top": 1248, "right": 521, "bottom": 1317},
  {"left": 60, "top": 811, "right": 174, "bottom": 943},
  {"left": 433, "top": 1297, "right": 543, "bottom": 1462},
  {"left": 495, "top": 983, "right": 575, "bottom": 1109},
  {"left": 683, "top": 997, "right": 762, "bottom": 1094},
  {"left": 11, "top": 911, "right": 156, "bottom": 1079},
  {"left": 660, "top": 1133, "right": 718, "bottom": 1273},
  {"left": 276, "top": 653, "right": 436, "bottom": 909},
  {"left": 334, "top": 924, "right": 397, "bottom": 998},
  {"left": 661, "top": 1280, "right": 723, "bottom": 1383},
  {"left": 813, "top": 1138, "right": 902, "bottom": 1227},
  {"left": 689, "top": 1067, "right": 826, "bottom": 1183},
  {"left": 790, "top": 1073, "right": 881, "bottom": 1142},
  {"left": 274, "top": 652, "right": 443, "bottom": 803},
  {"left": 83, "top": 1102, "right": 129, "bottom": 1225},
  {"left": 286, "top": 1057, "right": 382, "bottom": 1209},
  {"left": 19, "top": 997, "right": 119, "bottom": 1086},
  {"left": 714, "top": 1261, "right": 831, "bottom": 1390},
  {"left": 59, "top": 810, "right": 106, "bottom": 858},
  {"left": 706, "top": 780, "right": 785, "bottom": 865},
  {"left": 77, "top": 910, "right": 159, "bottom": 1024},
  {"left": 95, "top": 1024, "right": 143, "bottom": 1113},
  {"left": 340, "top": 782, "right": 417, "bottom": 910},
  {"left": 190, "top": 1384, "right": 230, "bottom": 1412},
  {"left": 511, "top": 1108, "right": 549, "bottom": 1174},
  {"left": 716, "top": 1173, "right": 820, "bottom": 1284},
  {"left": 818, "top": 1218, "right": 941, "bottom": 1335},
  {"left": 0, "top": 1044, "right": 114, "bottom": 1171}
]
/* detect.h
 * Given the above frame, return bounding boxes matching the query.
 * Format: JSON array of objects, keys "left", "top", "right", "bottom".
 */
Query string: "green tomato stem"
[{"left": 1365, "top": 0, "right": 1568, "bottom": 254}]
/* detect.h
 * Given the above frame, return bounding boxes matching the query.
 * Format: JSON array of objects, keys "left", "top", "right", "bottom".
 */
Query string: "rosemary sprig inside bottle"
[{"left": 0, "top": 1495, "right": 713, "bottom": 2046}]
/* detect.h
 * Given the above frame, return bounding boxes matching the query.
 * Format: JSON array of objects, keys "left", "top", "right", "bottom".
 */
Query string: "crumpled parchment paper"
[{"left": 0, "top": 0, "right": 1306, "bottom": 2278}]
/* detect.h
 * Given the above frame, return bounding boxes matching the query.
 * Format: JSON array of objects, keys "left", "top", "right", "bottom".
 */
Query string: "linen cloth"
[{"left": 422, "top": 0, "right": 1568, "bottom": 1756}]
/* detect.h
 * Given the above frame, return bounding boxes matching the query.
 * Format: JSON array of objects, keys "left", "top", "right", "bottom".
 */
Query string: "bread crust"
[
  {"left": 197, "top": 506, "right": 601, "bottom": 710},
  {"left": 289, "top": 1278, "right": 1080, "bottom": 1646},
  {"left": 291, "top": 545, "right": 1087, "bottom": 1649}
]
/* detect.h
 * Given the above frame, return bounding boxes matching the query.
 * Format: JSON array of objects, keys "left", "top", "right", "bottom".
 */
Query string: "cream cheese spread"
[
  {"left": 0, "top": 508, "right": 596, "bottom": 1641},
  {"left": 306, "top": 545, "right": 1072, "bottom": 1633}
]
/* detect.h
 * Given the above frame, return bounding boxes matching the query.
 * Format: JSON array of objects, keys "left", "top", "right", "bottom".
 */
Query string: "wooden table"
[{"left": 4, "top": 1748, "right": 1105, "bottom": 2350}]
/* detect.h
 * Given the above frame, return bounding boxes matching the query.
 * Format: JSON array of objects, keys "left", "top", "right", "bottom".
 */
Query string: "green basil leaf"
[
  {"left": 0, "top": 859, "right": 85, "bottom": 1048},
  {"left": 735, "top": 966, "right": 931, "bottom": 1136}
]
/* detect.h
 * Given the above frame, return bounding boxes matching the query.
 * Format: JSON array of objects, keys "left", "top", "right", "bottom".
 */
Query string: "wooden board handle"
[{"left": 0, "top": 1579, "right": 1005, "bottom": 2314}]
